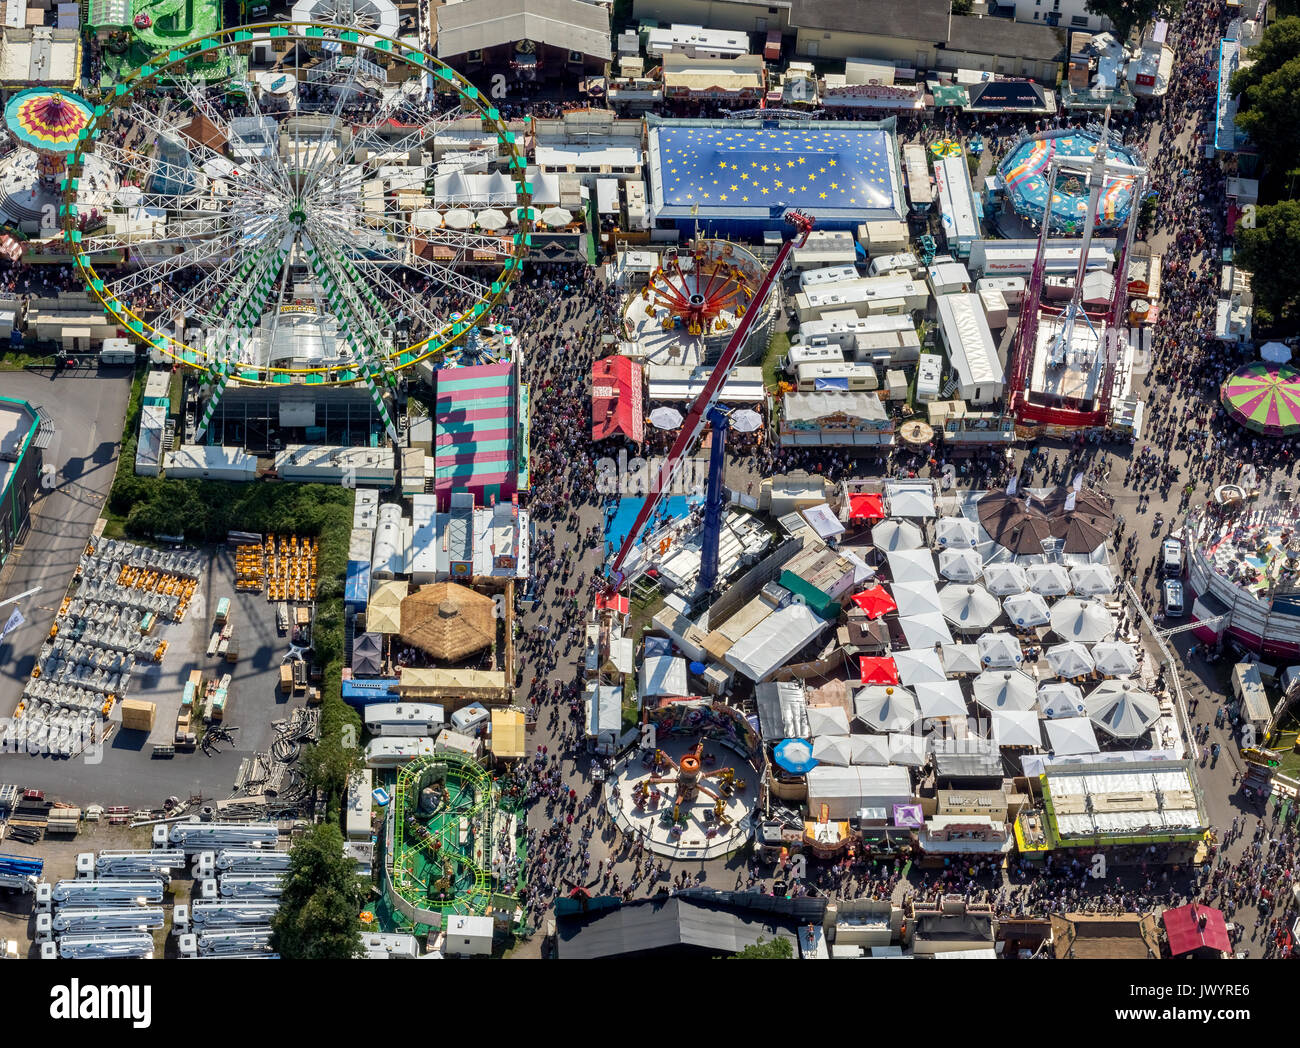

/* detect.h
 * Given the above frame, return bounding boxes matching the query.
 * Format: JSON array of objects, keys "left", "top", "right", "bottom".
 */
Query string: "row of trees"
[{"left": 1230, "top": 17, "right": 1300, "bottom": 330}]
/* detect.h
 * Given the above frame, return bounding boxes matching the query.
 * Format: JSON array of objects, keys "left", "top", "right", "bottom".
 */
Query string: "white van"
[
  {"left": 868, "top": 252, "right": 919, "bottom": 278},
  {"left": 450, "top": 701, "right": 490, "bottom": 735},
  {"left": 915, "top": 353, "right": 943, "bottom": 403}
]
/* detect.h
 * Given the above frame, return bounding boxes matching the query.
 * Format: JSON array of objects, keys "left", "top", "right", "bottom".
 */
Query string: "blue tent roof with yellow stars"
[{"left": 648, "top": 120, "right": 904, "bottom": 226}]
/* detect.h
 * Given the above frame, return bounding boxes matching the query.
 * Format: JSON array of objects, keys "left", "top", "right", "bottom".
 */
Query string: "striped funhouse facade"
[{"left": 434, "top": 362, "right": 528, "bottom": 510}]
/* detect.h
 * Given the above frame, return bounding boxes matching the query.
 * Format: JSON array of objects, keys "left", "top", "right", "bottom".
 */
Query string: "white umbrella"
[
  {"left": 893, "top": 648, "right": 947, "bottom": 686},
  {"left": 983, "top": 562, "right": 1030, "bottom": 596},
  {"left": 1037, "top": 681, "right": 1086, "bottom": 719},
  {"left": 1069, "top": 563, "right": 1115, "bottom": 596},
  {"left": 475, "top": 208, "right": 509, "bottom": 231},
  {"left": 992, "top": 709, "right": 1042, "bottom": 748},
  {"left": 1045, "top": 641, "right": 1095, "bottom": 679},
  {"left": 1026, "top": 563, "right": 1073, "bottom": 597},
  {"left": 811, "top": 734, "right": 852, "bottom": 766},
  {"left": 412, "top": 209, "right": 444, "bottom": 231},
  {"left": 1051, "top": 597, "right": 1116, "bottom": 643},
  {"left": 935, "top": 516, "right": 979, "bottom": 548},
  {"left": 874, "top": 518, "right": 924, "bottom": 552},
  {"left": 899, "top": 611, "right": 953, "bottom": 648},
  {"left": 894, "top": 582, "right": 942, "bottom": 618},
  {"left": 1261, "top": 341, "right": 1293, "bottom": 364},
  {"left": 443, "top": 208, "right": 474, "bottom": 230},
  {"left": 540, "top": 206, "right": 574, "bottom": 228},
  {"left": 972, "top": 669, "right": 1038, "bottom": 712},
  {"left": 1091, "top": 640, "right": 1139, "bottom": 677},
  {"left": 977, "top": 632, "right": 1023, "bottom": 668},
  {"left": 648, "top": 406, "right": 683, "bottom": 430},
  {"left": 805, "top": 705, "right": 851, "bottom": 737},
  {"left": 730, "top": 408, "right": 763, "bottom": 433},
  {"left": 888, "top": 732, "right": 929, "bottom": 766},
  {"left": 940, "top": 643, "right": 983, "bottom": 675},
  {"left": 854, "top": 685, "right": 920, "bottom": 733},
  {"left": 1045, "top": 716, "right": 1100, "bottom": 755},
  {"left": 1003, "top": 590, "right": 1051, "bottom": 628},
  {"left": 1087, "top": 679, "right": 1160, "bottom": 739},
  {"left": 940, "top": 584, "right": 1002, "bottom": 630},
  {"left": 938, "top": 547, "right": 982, "bottom": 583},
  {"left": 849, "top": 735, "right": 891, "bottom": 766},
  {"left": 913, "top": 680, "right": 967, "bottom": 719},
  {"left": 887, "top": 548, "right": 938, "bottom": 583}
]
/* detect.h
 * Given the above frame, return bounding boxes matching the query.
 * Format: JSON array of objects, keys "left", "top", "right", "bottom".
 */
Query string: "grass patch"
[
  {"left": 627, "top": 589, "right": 665, "bottom": 647},
  {"left": 0, "top": 349, "right": 46, "bottom": 371},
  {"left": 762, "top": 331, "right": 791, "bottom": 392}
]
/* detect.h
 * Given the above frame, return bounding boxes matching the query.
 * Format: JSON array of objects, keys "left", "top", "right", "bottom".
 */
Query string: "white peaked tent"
[
  {"left": 894, "top": 582, "right": 943, "bottom": 617},
  {"left": 887, "top": 484, "right": 937, "bottom": 518},
  {"left": 1045, "top": 641, "right": 1095, "bottom": 679},
  {"left": 941, "top": 643, "right": 984, "bottom": 675},
  {"left": 1051, "top": 598, "right": 1116, "bottom": 643},
  {"left": 977, "top": 632, "right": 1023, "bottom": 668},
  {"left": 900, "top": 612, "right": 953, "bottom": 648},
  {"left": 854, "top": 686, "right": 921, "bottom": 733},
  {"left": 992, "top": 709, "right": 1042, "bottom": 748},
  {"left": 913, "top": 680, "right": 968, "bottom": 719},
  {"left": 935, "top": 516, "right": 980, "bottom": 548},
  {"left": 983, "top": 562, "right": 1030, "bottom": 596},
  {"left": 893, "top": 648, "right": 947, "bottom": 686},
  {"left": 1037, "top": 681, "right": 1086, "bottom": 719},
  {"left": 1026, "top": 563, "right": 1072, "bottom": 597},
  {"left": 1261, "top": 341, "right": 1292, "bottom": 364},
  {"left": 939, "top": 547, "right": 983, "bottom": 583},
  {"left": 1091, "top": 640, "right": 1139, "bottom": 677},
  {"left": 806, "top": 705, "right": 851, "bottom": 737},
  {"left": 812, "top": 735, "right": 853, "bottom": 766},
  {"left": 1069, "top": 563, "right": 1116, "bottom": 596},
  {"left": 888, "top": 732, "right": 929, "bottom": 766},
  {"left": 888, "top": 548, "right": 939, "bottom": 583},
  {"left": 850, "top": 734, "right": 891, "bottom": 766},
  {"left": 1045, "top": 717, "right": 1100, "bottom": 755},
  {"left": 940, "top": 584, "right": 1002, "bottom": 630},
  {"left": 1087, "top": 679, "right": 1160, "bottom": 738},
  {"left": 1003, "top": 590, "right": 1051, "bottom": 627},
  {"left": 972, "top": 670, "right": 1038, "bottom": 712},
  {"left": 874, "top": 518, "right": 924, "bottom": 552}
]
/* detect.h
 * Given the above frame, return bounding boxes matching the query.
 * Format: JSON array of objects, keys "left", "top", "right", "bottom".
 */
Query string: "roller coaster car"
[{"left": 1242, "top": 747, "right": 1282, "bottom": 768}]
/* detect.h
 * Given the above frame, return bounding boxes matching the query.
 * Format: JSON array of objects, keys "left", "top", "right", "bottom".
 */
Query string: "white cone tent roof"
[
  {"left": 812, "top": 735, "right": 852, "bottom": 766},
  {"left": 1003, "top": 590, "right": 1051, "bottom": 628},
  {"left": 935, "top": 516, "right": 979, "bottom": 548},
  {"left": 1070, "top": 563, "right": 1116, "bottom": 596},
  {"left": 972, "top": 670, "right": 1038, "bottom": 712},
  {"left": 1045, "top": 641, "right": 1096, "bottom": 679},
  {"left": 874, "top": 518, "right": 924, "bottom": 552},
  {"left": 1091, "top": 640, "right": 1139, "bottom": 677},
  {"left": 850, "top": 735, "right": 891, "bottom": 766},
  {"left": 887, "top": 548, "right": 939, "bottom": 583},
  {"left": 806, "top": 705, "right": 851, "bottom": 737},
  {"left": 899, "top": 611, "right": 953, "bottom": 648},
  {"left": 940, "top": 643, "right": 984, "bottom": 675},
  {"left": 913, "top": 680, "right": 968, "bottom": 719},
  {"left": 1086, "top": 679, "right": 1160, "bottom": 739},
  {"left": 977, "top": 632, "right": 1023, "bottom": 668},
  {"left": 1037, "top": 681, "right": 1086, "bottom": 719},
  {"left": 940, "top": 583, "right": 1002, "bottom": 630},
  {"left": 983, "top": 562, "right": 1030, "bottom": 596},
  {"left": 1050, "top": 598, "right": 1117, "bottom": 643},
  {"left": 894, "top": 582, "right": 943, "bottom": 618},
  {"left": 888, "top": 732, "right": 928, "bottom": 766},
  {"left": 893, "top": 648, "right": 947, "bottom": 686},
  {"left": 1045, "top": 716, "right": 1101, "bottom": 755},
  {"left": 992, "top": 709, "right": 1042, "bottom": 748},
  {"left": 1026, "top": 563, "right": 1072, "bottom": 597},
  {"left": 939, "top": 547, "right": 982, "bottom": 583},
  {"left": 854, "top": 686, "right": 921, "bottom": 733}
]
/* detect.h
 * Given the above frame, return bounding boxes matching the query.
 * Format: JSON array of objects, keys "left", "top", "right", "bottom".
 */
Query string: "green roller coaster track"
[{"left": 390, "top": 750, "right": 497, "bottom": 918}]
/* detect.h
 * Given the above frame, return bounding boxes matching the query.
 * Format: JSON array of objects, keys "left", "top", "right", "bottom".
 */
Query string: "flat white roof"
[
  {"left": 934, "top": 293, "right": 1003, "bottom": 391},
  {"left": 934, "top": 154, "right": 979, "bottom": 244},
  {"left": 535, "top": 144, "right": 642, "bottom": 169}
]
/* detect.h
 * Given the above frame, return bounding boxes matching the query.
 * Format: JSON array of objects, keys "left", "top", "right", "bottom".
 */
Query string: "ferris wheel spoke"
[
  {"left": 76, "top": 213, "right": 246, "bottom": 254},
  {"left": 96, "top": 229, "right": 251, "bottom": 300},
  {"left": 164, "top": 87, "right": 292, "bottom": 199},
  {"left": 300, "top": 221, "right": 393, "bottom": 360},
  {"left": 346, "top": 263, "right": 450, "bottom": 339},
  {"left": 298, "top": 53, "right": 367, "bottom": 203}
]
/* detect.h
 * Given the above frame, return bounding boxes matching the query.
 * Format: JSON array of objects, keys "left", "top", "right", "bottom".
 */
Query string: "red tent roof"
[
  {"left": 859, "top": 656, "right": 899, "bottom": 685},
  {"left": 850, "top": 584, "right": 897, "bottom": 620},
  {"left": 594, "top": 592, "right": 630, "bottom": 615},
  {"left": 1162, "top": 903, "right": 1230, "bottom": 956},
  {"left": 849, "top": 493, "right": 886, "bottom": 520},
  {"left": 591, "top": 356, "right": 644, "bottom": 443}
]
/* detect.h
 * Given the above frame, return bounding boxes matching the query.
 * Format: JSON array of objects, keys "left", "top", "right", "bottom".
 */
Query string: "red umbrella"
[
  {"left": 849, "top": 493, "right": 886, "bottom": 520},
  {"left": 851, "top": 584, "right": 897, "bottom": 620},
  {"left": 859, "top": 656, "right": 899, "bottom": 685}
]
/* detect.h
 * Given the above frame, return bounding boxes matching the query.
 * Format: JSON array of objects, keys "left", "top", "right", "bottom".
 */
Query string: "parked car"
[
  {"left": 1162, "top": 538, "right": 1184, "bottom": 577},
  {"left": 1162, "top": 578, "right": 1185, "bottom": 618}
]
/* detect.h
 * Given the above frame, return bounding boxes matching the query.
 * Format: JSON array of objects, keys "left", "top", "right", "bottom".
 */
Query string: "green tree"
[
  {"left": 1083, "top": 0, "right": 1184, "bottom": 43},
  {"left": 270, "top": 823, "right": 367, "bottom": 959},
  {"left": 1235, "top": 198, "right": 1300, "bottom": 331},
  {"left": 300, "top": 726, "right": 365, "bottom": 802},
  {"left": 730, "top": 935, "right": 794, "bottom": 959},
  {"left": 1231, "top": 19, "right": 1300, "bottom": 177}
]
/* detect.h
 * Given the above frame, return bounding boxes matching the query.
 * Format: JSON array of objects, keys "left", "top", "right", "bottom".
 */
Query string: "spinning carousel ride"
[{"left": 621, "top": 238, "right": 778, "bottom": 366}]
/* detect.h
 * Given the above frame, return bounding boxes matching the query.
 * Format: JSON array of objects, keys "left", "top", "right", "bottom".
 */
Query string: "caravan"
[{"left": 795, "top": 361, "right": 880, "bottom": 392}]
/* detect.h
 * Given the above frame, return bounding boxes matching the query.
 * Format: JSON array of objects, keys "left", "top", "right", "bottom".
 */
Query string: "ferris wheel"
[{"left": 61, "top": 23, "right": 532, "bottom": 435}]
